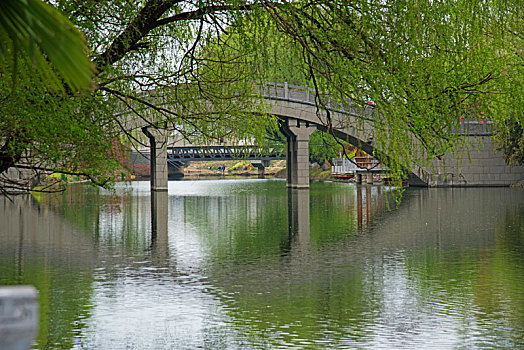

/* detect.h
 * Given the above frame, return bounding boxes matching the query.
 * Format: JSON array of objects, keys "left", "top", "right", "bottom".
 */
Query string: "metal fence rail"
[{"left": 167, "top": 145, "right": 285, "bottom": 161}]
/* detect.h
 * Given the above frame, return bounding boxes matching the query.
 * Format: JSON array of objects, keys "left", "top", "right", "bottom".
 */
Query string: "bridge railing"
[
  {"left": 166, "top": 145, "right": 285, "bottom": 161},
  {"left": 118, "top": 82, "right": 494, "bottom": 137},
  {"left": 456, "top": 117, "right": 493, "bottom": 136},
  {"left": 258, "top": 82, "right": 495, "bottom": 136},
  {"left": 256, "top": 82, "right": 376, "bottom": 119}
]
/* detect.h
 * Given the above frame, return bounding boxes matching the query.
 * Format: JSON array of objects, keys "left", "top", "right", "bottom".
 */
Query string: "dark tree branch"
[
  {"left": 94, "top": 0, "right": 182, "bottom": 70},
  {"left": 94, "top": 1, "right": 255, "bottom": 71},
  {"left": 0, "top": 132, "right": 28, "bottom": 174},
  {"left": 154, "top": 4, "right": 255, "bottom": 27}
]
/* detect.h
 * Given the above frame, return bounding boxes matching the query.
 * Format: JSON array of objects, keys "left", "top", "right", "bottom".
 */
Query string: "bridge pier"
[
  {"left": 167, "top": 160, "right": 185, "bottom": 179},
  {"left": 251, "top": 159, "right": 271, "bottom": 178},
  {"left": 366, "top": 172, "right": 374, "bottom": 184},
  {"left": 142, "top": 127, "right": 168, "bottom": 191},
  {"left": 281, "top": 119, "right": 316, "bottom": 189}
]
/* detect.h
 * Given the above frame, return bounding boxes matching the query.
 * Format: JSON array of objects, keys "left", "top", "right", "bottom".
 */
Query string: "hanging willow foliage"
[
  {"left": 257, "top": 0, "right": 522, "bottom": 179},
  {"left": 1, "top": 0, "right": 522, "bottom": 192}
]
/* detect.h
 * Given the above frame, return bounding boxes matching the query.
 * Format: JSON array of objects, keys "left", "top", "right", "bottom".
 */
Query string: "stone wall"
[{"left": 419, "top": 136, "right": 524, "bottom": 187}]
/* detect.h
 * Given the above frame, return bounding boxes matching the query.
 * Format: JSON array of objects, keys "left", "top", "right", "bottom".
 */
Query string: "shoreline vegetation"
[
  {"left": 137, "top": 160, "right": 357, "bottom": 183},
  {"left": 31, "top": 160, "right": 339, "bottom": 193},
  {"left": 33, "top": 160, "right": 524, "bottom": 191}
]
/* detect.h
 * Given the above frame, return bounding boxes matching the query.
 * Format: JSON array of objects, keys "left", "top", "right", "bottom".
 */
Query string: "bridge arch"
[
  {"left": 262, "top": 88, "right": 424, "bottom": 188},
  {"left": 259, "top": 83, "right": 522, "bottom": 188},
  {"left": 141, "top": 82, "right": 523, "bottom": 190}
]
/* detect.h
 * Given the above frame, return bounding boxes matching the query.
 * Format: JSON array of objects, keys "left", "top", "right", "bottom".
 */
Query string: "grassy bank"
[{"left": 309, "top": 167, "right": 333, "bottom": 181}]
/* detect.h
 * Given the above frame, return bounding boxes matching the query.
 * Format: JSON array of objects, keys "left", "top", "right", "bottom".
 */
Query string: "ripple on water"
[{"left": 2, "top": 183, "right": 523, "bottom": 349}]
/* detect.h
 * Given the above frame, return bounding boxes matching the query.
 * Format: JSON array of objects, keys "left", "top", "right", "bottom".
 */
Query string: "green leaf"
[{"left": 0, "top": 0, "right": 94, "bottom": 91}]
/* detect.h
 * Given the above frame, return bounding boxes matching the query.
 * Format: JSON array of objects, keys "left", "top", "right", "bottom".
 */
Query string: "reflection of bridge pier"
[
  {"left": 150, "top": 191, "right": 169, "bottom": 261},
  {"left": 356, "top": 185, "right": 383, "bottom": 233},
  {"left": 287, "top": 188, "right": 310, "bottom": 248}
]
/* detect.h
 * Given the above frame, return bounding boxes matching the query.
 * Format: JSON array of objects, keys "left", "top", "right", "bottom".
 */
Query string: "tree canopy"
[
  {"left": 259, "top": 1, "right": 522, "bottom": 173},
  {"left": 1, "top": 0, "right": 522, "bottom": 193}
]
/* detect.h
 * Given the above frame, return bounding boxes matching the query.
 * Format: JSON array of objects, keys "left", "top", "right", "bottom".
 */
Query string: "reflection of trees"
[
  {"left": 401, "top": 189, "right": 524, "bottom": 349},
  {"left": 182, "top": 182, "right": 392, "bottom": 264},
  {"left": 178, "top": 181, "right": 393, "bottom": 347},
  {"left": 35, "top": 184, "right": 155, "bottom": 253},
  {"left": 181, "top": 184, "right": 523, "bottom": 348},
  {"left": 221, "top": 265, "right": 376, "bottom": 347},
  {"left": 31, "top": 184, "right": 100, "bottom": 233},
  {"left": 491, "top": 209, "right": 524, "bottom": 344},
  {"left": 182, "top": 192, "right": 288, "bottom": 263},
  {"left": 0, "top": 195, "right": 94, "bottom": 349},
  {"left": 1, "top": 263, "right": 93, "bottom": 349},
  {"left": 310, "top": 183, "right": 391, "bottom": 243},
  {"left": 1, "top": 184, "right": 172, "bottom": 348},
  {"left": 181, "top": 182, "right": 373, "bottom": 263},
  {"left": 5, "top": 181, "right": 521, "bottom": 348}
]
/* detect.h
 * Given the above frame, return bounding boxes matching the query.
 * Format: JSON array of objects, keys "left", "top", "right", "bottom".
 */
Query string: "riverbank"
[
  {"left": 182, "top": 160, "right": 342, "bottom": 182},
  {"left": 183, "top": 160, "right": 286, "bottom": 178},
  {"left": 131, "top": 159, "right": 387, "bottom": 184}
]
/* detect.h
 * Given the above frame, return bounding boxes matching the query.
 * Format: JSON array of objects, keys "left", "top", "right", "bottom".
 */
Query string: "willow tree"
[
  {"left": 198, "top": 0, "right": 523, "bottom": 176},
  {"left": 1, "top": 0, "right": 522, "bottom": 193},
  {"left": 258, "top": 0, "right": 523, "bottom": 176},
  {"left": 0, "top": 0, "right": 102, "bottom": 193},
  {"left": 0, "top": 0, "right": 276, "bottom": 193}
]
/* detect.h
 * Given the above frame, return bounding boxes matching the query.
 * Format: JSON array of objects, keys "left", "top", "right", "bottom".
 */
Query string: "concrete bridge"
[{"left": 142, "top": 82, "right": 523, "bottom": 191}]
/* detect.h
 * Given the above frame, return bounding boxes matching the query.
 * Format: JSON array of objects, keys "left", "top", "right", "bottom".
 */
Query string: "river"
[{"left": 0, "top": 179, "right": 522, "bottom": 349}]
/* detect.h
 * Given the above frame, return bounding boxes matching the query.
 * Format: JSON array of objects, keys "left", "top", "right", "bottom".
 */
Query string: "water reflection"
[
  {"left": 0, "top": 182, "right": 522, "bottom": 349},
  {"left": 356, "top": 185, "right": 383, "bottom": 233},
  {"left": 150, "top": 191, "right": 168, "bottom": 261},
  {"left": 0, "top": 194, "right": 95, "bottom": 349},
  {"left": 286, "top": 188, "right": 310, "bottom": 250}
]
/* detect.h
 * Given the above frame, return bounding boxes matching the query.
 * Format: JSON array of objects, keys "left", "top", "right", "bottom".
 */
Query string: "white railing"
[{"left": 256, "top": 81, "right": 375, "bottom": 118}]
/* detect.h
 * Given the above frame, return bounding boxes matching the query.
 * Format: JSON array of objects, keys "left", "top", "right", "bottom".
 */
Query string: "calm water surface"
[{"left": 0, "top": 180, "right": 522, "bottom": 349}]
